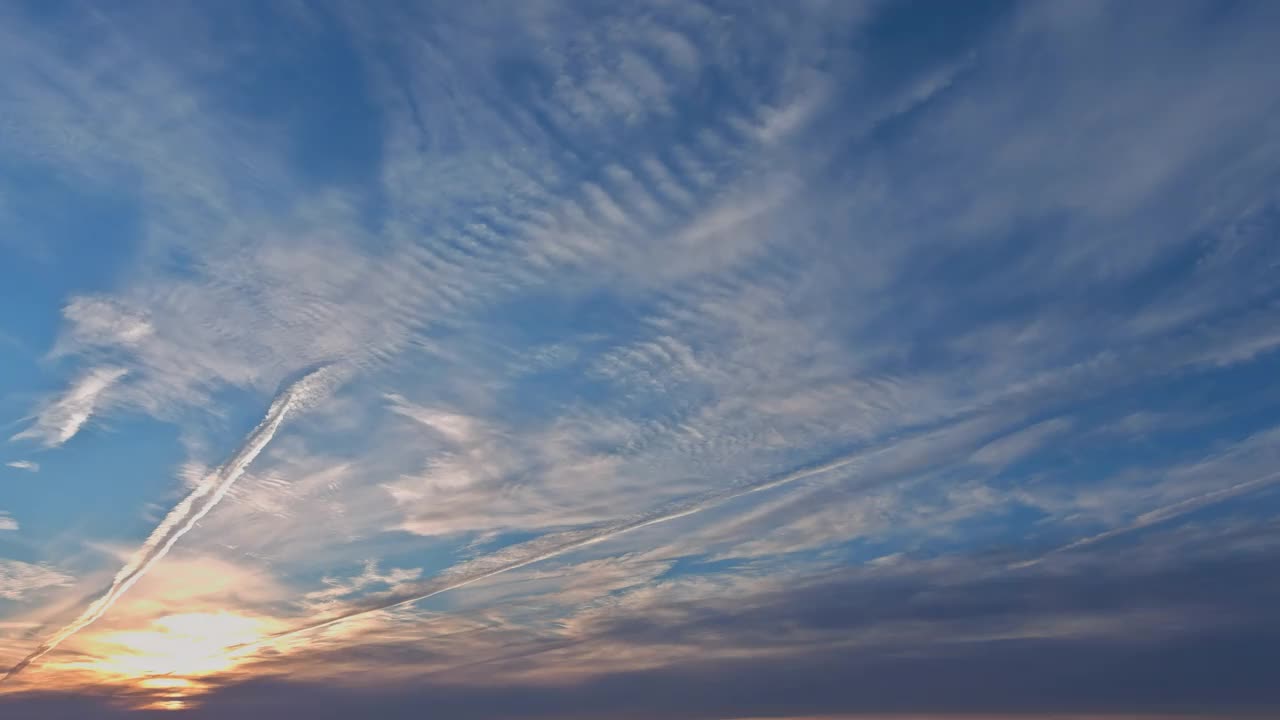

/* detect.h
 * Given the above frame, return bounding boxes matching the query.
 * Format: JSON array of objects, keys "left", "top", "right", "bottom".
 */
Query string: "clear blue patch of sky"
[
  {"left": 191, "top": 4, "right": 386, "bottom": 212},
  {"left": 0, "top": 415, "right": 184, "bottom": 561},
  {"left": 0, "top": 164, "right": 141, "bottom": 353}
]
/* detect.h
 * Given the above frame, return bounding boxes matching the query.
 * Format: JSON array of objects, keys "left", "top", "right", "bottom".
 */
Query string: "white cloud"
[
  {"left": 970, "top": 417, "right": 1073, "bottom": 468},
  {"left": 386, "top": 396, "right": 484, "bottom": 445},
  {"left": 0, "top": 560, "right": 72, "bottom": 600},
  {"left": 4, "top": 461, "right": 38, "bottom": 473},
  {"left": 10, "top": 366, "right": 127, "bottom": 448},
  {"left": 60, "top": 297, "right": 153, "bottom": 348},
  {"left": 301, "top": 561, "right": 423, "bottom": 611}
]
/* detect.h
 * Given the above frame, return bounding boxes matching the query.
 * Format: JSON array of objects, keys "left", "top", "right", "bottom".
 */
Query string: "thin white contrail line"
[
  {"left": 1, "top": 369, "right": 327, "bottom": 682},
  {"left": 1009, "top": 469, "right": 1280, "bottom": 570},
  {"left": 245, "top": 445, "right": 880, "bottom": 650},
  {"left": 250, "top": 416, "right": 1280, "bottom": 653}
]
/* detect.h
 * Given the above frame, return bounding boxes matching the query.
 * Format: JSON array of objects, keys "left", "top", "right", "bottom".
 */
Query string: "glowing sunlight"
[{"left": 42, "top": 612, "right": 282, "bottom": 708}]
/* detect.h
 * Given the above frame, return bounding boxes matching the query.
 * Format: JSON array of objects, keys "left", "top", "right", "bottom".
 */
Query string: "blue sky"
[{"left": 2, "top": 1, "right": 1280, "bottom": 717}]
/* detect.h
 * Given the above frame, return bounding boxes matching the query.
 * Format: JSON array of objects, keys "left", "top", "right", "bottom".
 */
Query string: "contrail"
[
  {"left": 265, "top": 436, "right": 1280, "bottom": 656},
  {"left": 1009, "top": 469, "right": 1280, "bottom": 570},
  {"left": 1, "top": 368, "right": 329, "bottom": 682},
  {"left": 249, "top": 445, "right": 879, "bottom": 649}
]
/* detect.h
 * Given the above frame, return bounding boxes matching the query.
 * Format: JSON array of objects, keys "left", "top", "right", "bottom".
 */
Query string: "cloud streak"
[
  {"left": 1, "top": 367, "right": 332, "bottom": 682},
  {"left": 10, "top": 367, "right": 127, "bottom": 448},
  {"left": 1036, "top": 469, "right": 1280, "bottom": 562},
  {"left": 252, "top": 443, "right": 880, "bottom": 648},
  {"left": 0, "top": 561, "right": 72, "bottom": 601}
]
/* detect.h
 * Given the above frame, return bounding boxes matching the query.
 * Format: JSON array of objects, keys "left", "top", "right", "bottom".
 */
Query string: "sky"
[{"left": 1, "top": 0, "right": 1279, "bottom": 718}]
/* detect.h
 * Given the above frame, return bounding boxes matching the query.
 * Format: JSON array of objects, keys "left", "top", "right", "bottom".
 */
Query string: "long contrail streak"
[
  {"left": 267, "top": 440, "right": 1280, "bottom": 658},
  {"left": 250, "top": 445, "right": 879, "bottom": 649},
  {"left": 1009, "top": 468, "right": 1280, "bottom": 570},
  {"left": 1, "top": 369, "right": 328, "bottom": 682}
]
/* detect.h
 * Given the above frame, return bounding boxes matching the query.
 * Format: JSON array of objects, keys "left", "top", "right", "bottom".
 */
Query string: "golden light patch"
[
  {"left": 137, "top": 676, "right": 196, "bottom": 690},
  {"left": 138, "top": 699, "right": 189, "bottom": 711},
  {"left": 43, "top": 611, "right": 285, "bottom": 709}
]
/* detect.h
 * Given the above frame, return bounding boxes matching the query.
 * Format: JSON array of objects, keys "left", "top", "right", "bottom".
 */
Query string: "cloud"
[
  {"left": 254, "top": 436, "right": 932, "bottom": 648},
  {"left": 301, "top": 561, "right": 423, "bottom": 611},
  {"left": 10, "top": 367, "right": 127, "bottom": 448},
  {"left": 0, "top": 551, "right": 300, "bottom": 708},
  {"left": 1015, "top": 426, "right": 1280, "bottom": 567},
  {"left": 970, "top": 417, "right": 1073, "bottom": 468},
  {"left": 59, "top": 298, "right": 153, "bottom": 348},
  {"left": 2, "top": 367, "right": 330, "bottom": 682},
  {"left": 0, "top": 561, "right": 72, "bottom": 600},
  {"left": 385, "top": 396, "right": 483, "bottom": 445},
  {"left": 3, "top": 461, "right": 38, "bottom": 473},
  {"left": 0, "top": 514, "right": 16, "bottom": 532},
  {"left": 22, "top": 524, "right": 1277, "bottom": 719}
]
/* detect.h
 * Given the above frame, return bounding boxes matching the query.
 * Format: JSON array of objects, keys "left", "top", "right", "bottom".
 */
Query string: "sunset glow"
[{"left": 27, "top": 612, "right": 282, "bottom": 708}]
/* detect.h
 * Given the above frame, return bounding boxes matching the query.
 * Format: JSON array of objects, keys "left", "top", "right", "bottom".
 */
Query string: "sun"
[
  {"left": 43, "top": 611, "right": 283, "bottom": 709},
  {"left": 88, "top": 611, "right": 271, "bottom": 676}
]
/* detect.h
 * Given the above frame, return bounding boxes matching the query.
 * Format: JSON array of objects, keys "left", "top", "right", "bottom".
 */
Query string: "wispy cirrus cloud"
[
  {"left": 0, "top": 560, "right": 71, "bottom": 600},
  {"left": 2, "top": 367, "right": 332, "bottom": 682},
  {"left": 10, "top": 367, "right": 126, "bottom": 448}
]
